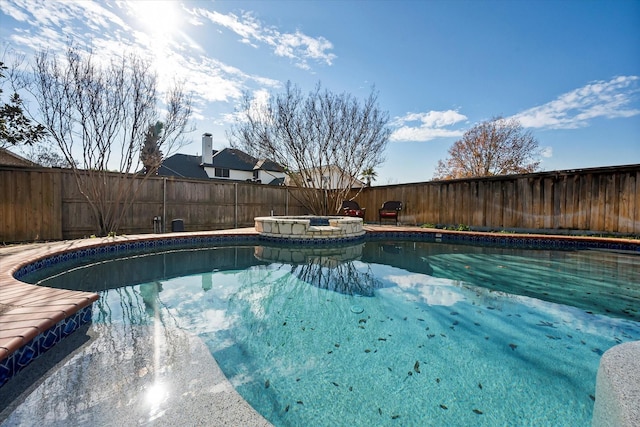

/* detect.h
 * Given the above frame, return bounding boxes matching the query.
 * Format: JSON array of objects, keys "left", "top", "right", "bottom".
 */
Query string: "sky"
[{"left": 1, "top": 0, "right": 639, "bottom": 184}]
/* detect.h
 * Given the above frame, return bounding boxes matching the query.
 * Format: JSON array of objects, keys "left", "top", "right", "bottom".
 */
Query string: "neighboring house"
[
  {"left": 285, "top": 164, "right": 364, "bottom": 190},
  {"left": 157, "top": 133, "right": 286, "bottom": 185},
  {"left": 0, "top": 148, "right": 38, "bottom": 167}
]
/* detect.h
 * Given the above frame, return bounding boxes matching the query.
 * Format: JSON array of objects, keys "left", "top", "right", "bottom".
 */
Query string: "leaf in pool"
[
  {"left": 297, "top": 401, "right": 304, "bottom": 405},
  {"left": 589, "top": 394, "right": 595, "bottom": 401},
  {"left": 282, "top": 321, "right": 287, "bottom": 326},
  {"left": 546, "top": 335, "right": 561, "bottom": 340},
  {"left": 440, "top": 333, "right": 447, "bottom": 338},
  {"left": 391, "top": 415, "right": 400, "bottom": 419},
  {"left": 378, "top": 408, "right": 382, "bottom": 415},
  {"left": 378, "top": 337, "right": 387, "bottom": 341},
  {"left": 452, "top": 320, "right": 459, "bottom": 326},
  {"left": 332, "top": 381, "right": 339, "bottom": 387},
  {"left": 417, "top": 318, "right": 425, "bottom": 321},
  {"left": 414, "top": 360, "right": 421, "bottom": 373},
  {"left": 349, "top": 386, "right": 353, "bottom": 391},
  {"left": 474, "top": 322, "right": 481, "bottom": 326},
  {"left": 359, "top": 318, "right": 367, "bottom": 324},
  {"left": 285, "top": 405, "right": 289, "bottom": 412},
  {"left": 427, "top": 334, "right": 435, "bottom": 338},
  {"left": 335, "top": 343, "right": 340, "bottom": 348},
  {"left": 592, "top": 348, "right": 604, "bottom": 355},
  {"left": 537, "top": 320, "right": 556, "bottom": 327},
  {"left": 407, "top": 371, "right": 413, "bottom": 376},
  {"left": 436, "top": 378, "right": 440, "bottom": 383},
  {"left": 440, "top": 404, "right": 448, "bottom": 410},
  {"left": 473, "top": 409, "right": 483, "bottom": 414},
  {"left": 265, "top": 379, "right": 270, "bottom": 389},
  {"left": 509, "top": 343, "right": 518, "bottom": 350},
  {"left": 365, "top": 349, "right": 371, "bottom": 353},
  {"left": 478, "top": 382, "right": 483, "bottom": 389},
  {"left": 450, "top": 311, "right": 459, "bottom": 315}
]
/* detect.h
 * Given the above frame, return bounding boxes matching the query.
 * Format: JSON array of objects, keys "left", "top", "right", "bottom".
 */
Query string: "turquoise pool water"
[{"left": 27, "top": 241, "right": 640, "bottom": 426}]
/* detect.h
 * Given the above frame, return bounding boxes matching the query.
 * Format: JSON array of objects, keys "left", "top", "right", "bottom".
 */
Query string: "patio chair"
[
  {"left": 341, "top": 200, "right": 366, "bottom": 219},
  {"left": 379, "top": 201, "right": 402, "bottom": 225}
]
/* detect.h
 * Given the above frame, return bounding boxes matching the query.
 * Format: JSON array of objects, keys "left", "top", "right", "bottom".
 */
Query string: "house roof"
[
  {"left": 0, "top": 148, "right": 38, "bottom": 167},
  {"left": 157, "top": 148, "right": 285, "bottom": 182},
  {"left": 211, "top": 148, "right": 256, "bottom": 171},
  {"left": 157, "top": 153, "right": 210, "bottom": 179}
]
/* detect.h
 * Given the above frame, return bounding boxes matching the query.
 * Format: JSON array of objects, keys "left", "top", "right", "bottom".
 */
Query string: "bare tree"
[
  {"left": 228, "top": 81, "right": 390, "bottom": 215},
  {"left": 434, "top": 117, "right": 540, "bottom": 180},
  {"left": 20, "top": 141, "right": 73, "bottom": 168},
  {"left": 32, "top": 46, "right": 192, "bottom": 236}
]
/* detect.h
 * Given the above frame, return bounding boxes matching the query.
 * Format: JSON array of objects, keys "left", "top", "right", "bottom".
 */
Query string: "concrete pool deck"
[{"left": 1, "top": 225, "right": 639, "bottom": 425}]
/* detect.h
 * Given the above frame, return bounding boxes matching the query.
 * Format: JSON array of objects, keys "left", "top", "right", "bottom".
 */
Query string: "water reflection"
[
  {"left": 22, "top": 241, "right": 640, "bottom": 320},
  {"left": 255, "top": 243, "right": 385, "bottom": 296}
]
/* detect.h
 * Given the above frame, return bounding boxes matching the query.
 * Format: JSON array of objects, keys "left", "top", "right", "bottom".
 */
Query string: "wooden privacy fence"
[
  {"left": 1, "top": 167, "right": 307, "bottom": 242},
  {"left": 352, "top": 164, "right": 640, "bottom": 235},
  {"left": 1, "top": 164, "right": 639, "bottom": 242}
]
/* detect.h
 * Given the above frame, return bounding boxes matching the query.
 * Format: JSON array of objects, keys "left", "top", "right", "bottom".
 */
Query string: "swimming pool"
[{"left": 9, "top": 234, "right": 640, "bottom": 426}]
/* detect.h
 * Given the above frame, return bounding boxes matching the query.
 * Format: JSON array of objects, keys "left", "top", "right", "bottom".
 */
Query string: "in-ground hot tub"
[{"left": 254, "top": 216, "right": 364, "bottom": 242}]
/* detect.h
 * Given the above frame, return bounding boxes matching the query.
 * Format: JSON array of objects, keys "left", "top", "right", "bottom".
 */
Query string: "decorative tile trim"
[
  {"left": 0, "top": 305, "right": 93, "bottom": 388},
  {"left": 13, "top": 235, "right": 261, "bottom": 280}
]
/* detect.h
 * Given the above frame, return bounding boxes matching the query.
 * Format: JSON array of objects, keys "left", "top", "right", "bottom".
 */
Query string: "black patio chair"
[
  {"left": 378, "top": 201, "right": 402, "bottom": 225},
  {"left": 341, "top": 200, "right": 366, "bottom": 219}
]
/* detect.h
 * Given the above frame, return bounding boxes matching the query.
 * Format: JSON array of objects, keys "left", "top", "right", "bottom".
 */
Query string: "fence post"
[
  {"left": 234, "top": 182, "right": 238, "bottom": 228},
  {"left": 163, "top": 177, "right": 167, "bottom": 233}
]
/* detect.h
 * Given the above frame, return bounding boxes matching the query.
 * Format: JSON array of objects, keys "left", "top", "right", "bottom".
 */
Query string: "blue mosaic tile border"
[
  {"left": 13, "top": 232, "right": 639, "bottom": 282},
  {"left": 13, "top": 235, "right": 260, "bottom": 281},
  {"left": 365, "top": 230, "right": 640, "bottom": 252},
  {"left": 0, "top": 305, "right": 93, "bottom": 388}
]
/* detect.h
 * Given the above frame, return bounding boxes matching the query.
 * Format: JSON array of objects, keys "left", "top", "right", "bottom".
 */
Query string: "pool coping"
[{"left": 1, "top": 225, "right": 639, "bottom": 424}]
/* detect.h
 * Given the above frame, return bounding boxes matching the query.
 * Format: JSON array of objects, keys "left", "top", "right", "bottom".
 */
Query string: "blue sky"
[{"left": 1, "top": 0, "right": 639, "bottom": 184}]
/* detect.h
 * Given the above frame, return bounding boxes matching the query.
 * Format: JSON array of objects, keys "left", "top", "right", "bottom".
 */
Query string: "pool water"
[{"left": 27, "top": 241, "right": 640, "bottom": 426}]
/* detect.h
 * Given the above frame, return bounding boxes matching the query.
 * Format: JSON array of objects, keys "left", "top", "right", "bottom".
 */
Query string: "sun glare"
[{"left": 128, "top": 0, "right": 181, "bottom": 37}]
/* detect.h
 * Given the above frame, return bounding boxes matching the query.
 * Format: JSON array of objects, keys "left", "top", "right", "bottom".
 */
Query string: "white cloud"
[
  {"left": 390, "top": 110, "right": 467, "bottom": 142},
  {"left": 513, "top": 76, "right": 640, "bottom": 129},
  {"left": 540, "top": 146, "right": 553, "bottom": 158},
  {"left": 193, "top": 8, "right": 336, "bottom": 69},
  {"left": 0, "top": 0, "right": 283, "bottom": 116}
]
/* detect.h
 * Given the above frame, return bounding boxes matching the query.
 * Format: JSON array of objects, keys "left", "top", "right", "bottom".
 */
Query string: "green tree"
[
  {"left": 0, "top": 61, "right": 45, "bottom": 147},
  {"left": 360, "top": 167, "right": 377, "bottom": 187},
  {"left": 140, "top": 121, "right": 164, "bottom": 175}
]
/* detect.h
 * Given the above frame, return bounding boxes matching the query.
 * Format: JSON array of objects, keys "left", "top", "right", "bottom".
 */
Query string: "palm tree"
[{"left": 361, "top": 167, "right": 377, "bottom": 187}]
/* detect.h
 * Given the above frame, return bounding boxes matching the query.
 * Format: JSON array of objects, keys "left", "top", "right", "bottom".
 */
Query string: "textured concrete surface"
[
  {"left": 593, "top": 341, "right": 640, "bottom": 427},
  {"left": 0, "top": 323, "right": 271, "bottom": 426}
]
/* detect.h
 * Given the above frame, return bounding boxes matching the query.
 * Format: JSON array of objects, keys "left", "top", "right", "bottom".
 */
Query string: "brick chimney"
[{"left": 202, "top": 133, "right": 213, "bottom": 165}]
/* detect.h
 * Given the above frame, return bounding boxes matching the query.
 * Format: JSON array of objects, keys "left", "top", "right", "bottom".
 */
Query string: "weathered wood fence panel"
[
  {"left": 2, "top": 164, "right": 639, "bottom": 242},
  {"left": 351, "top": 165, "right": 640, "bottom": 235},
  {"left": 0, "top": 168, "right": 62, "bottom": 241}
]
